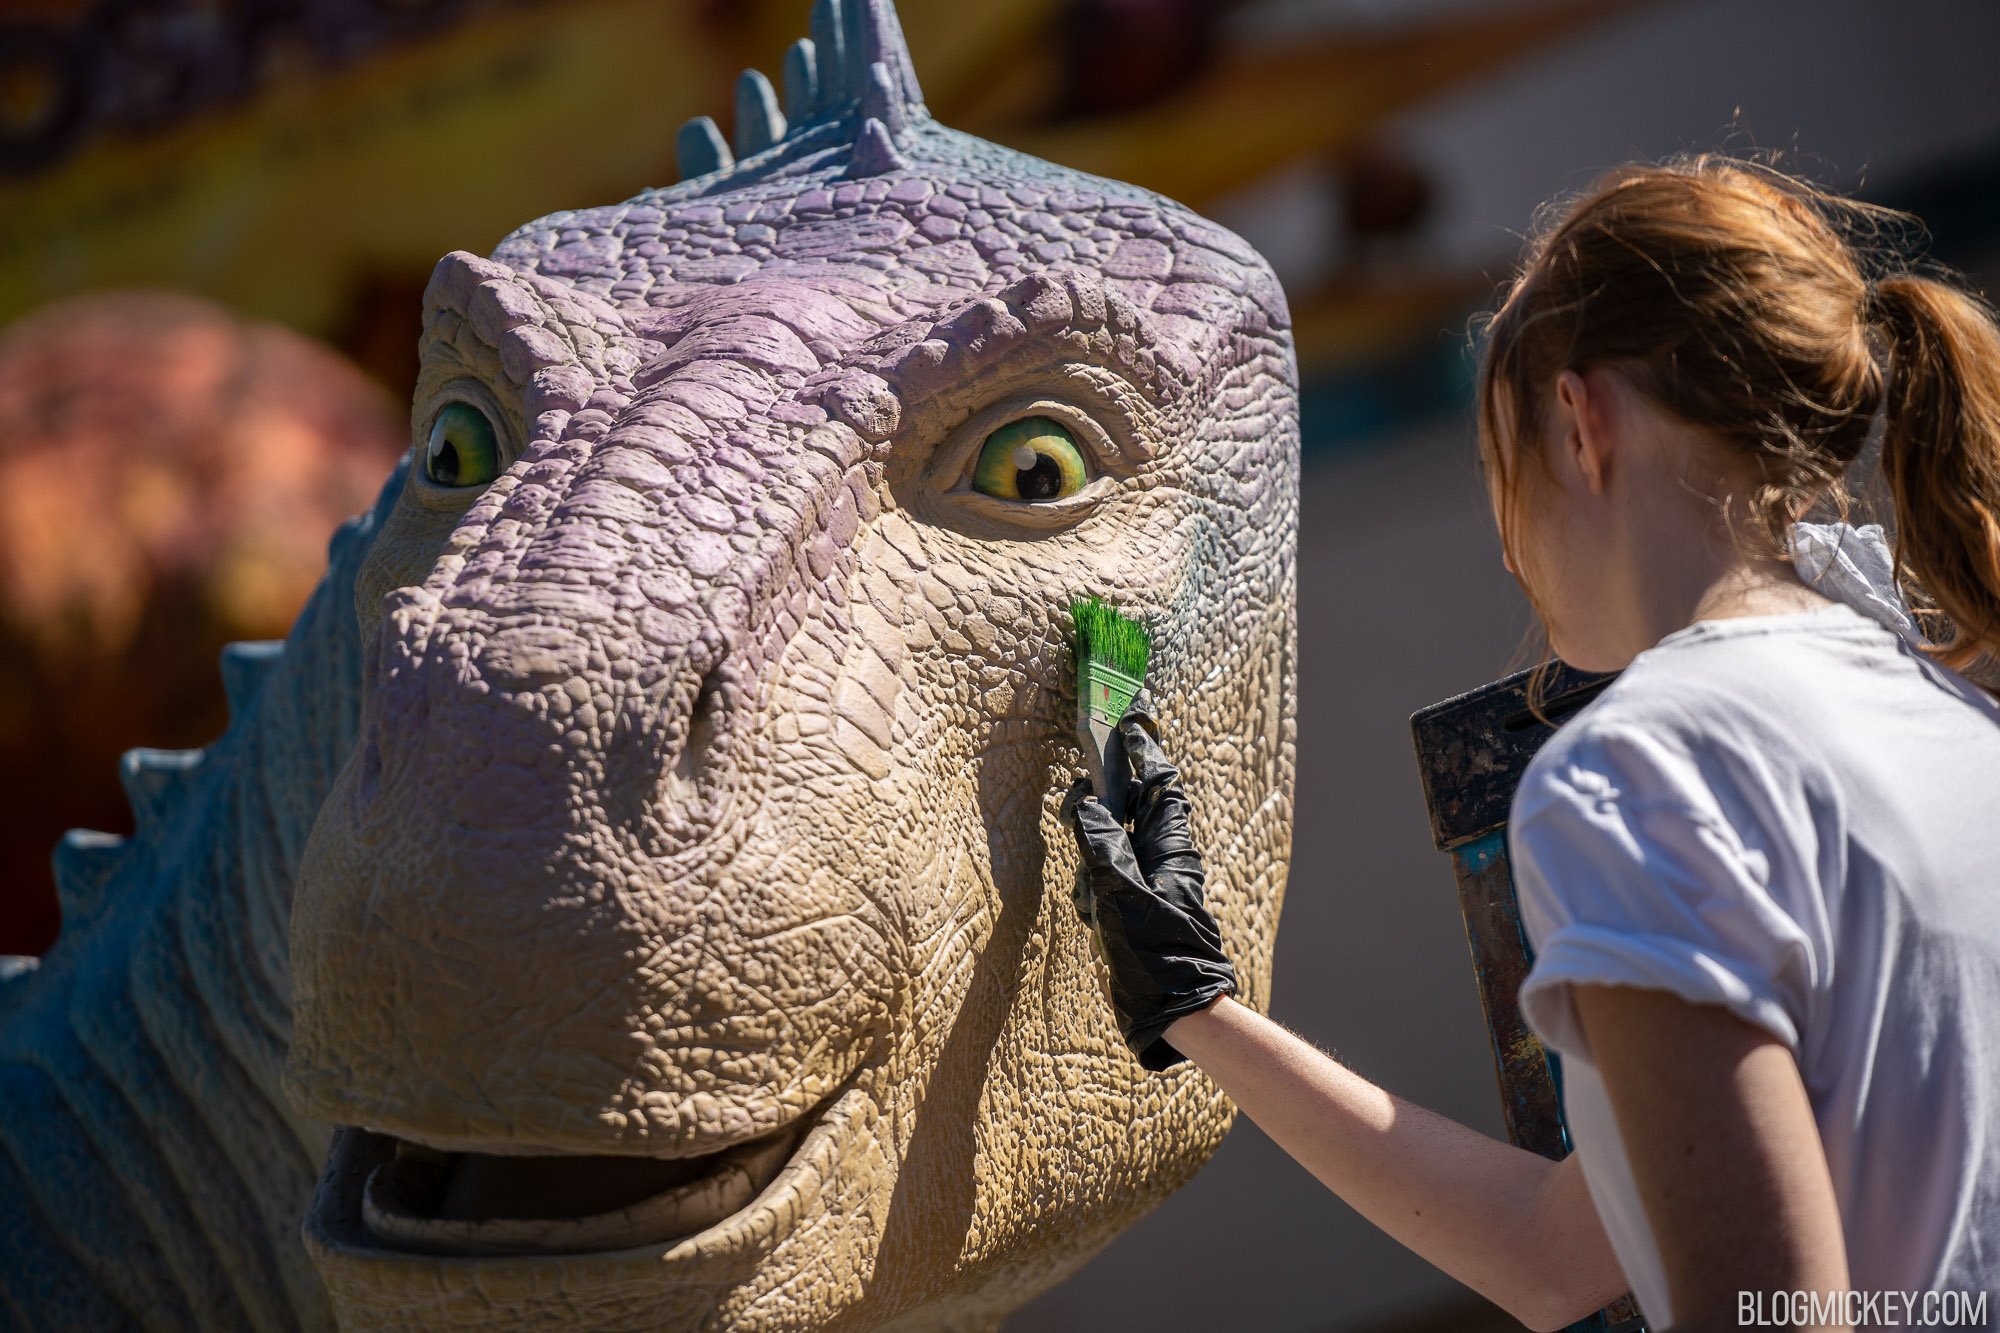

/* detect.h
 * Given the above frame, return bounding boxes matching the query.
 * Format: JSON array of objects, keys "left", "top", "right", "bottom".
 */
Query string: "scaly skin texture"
[
  {"left": 0, "top": 489, "right": 391, "bottom": 1331},
  {"left": 0, "top": 2, "right": 1297, "bottom": 1329}
]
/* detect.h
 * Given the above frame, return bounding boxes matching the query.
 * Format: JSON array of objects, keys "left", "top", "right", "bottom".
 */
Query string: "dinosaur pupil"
[
  {"left": 1016, "top": 452, "right": 1063, "bottom": 500},
  {"left": 424, "top": 402, "right": 501, "bottom": 488}
]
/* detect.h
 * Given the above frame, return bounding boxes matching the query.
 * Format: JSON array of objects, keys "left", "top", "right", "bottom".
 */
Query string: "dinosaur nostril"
[{"left": 674, "top": 669, "right": 726, "bottom": 785}]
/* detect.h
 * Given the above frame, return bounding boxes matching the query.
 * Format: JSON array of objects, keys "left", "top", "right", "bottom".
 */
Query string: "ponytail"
[{"left": 1872, "top": 275, "right": 2000, "bottom": 670}]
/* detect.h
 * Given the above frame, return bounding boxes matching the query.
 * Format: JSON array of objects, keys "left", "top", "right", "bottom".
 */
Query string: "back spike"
[
  {"left": 119, "top": 746, "right": 206, "bottom": 833},
  {"left": 810, "top": 0, "right": 847, "bottom": 108},
  {"left": 782, "top": 39, "right": 819, "bottom": 124},
  {"left": 219, "top": 639, "right": 283, "bottom": 724},
  {"left": 51, "top": 828, "right": 126, "bottom": 923},
  {"left": 676, "top": 117, "right": 733, "bottom": 181},
  {"left": 734, "top": 69, "right": 786, "bottom": 157},
  {"left": 0, "top": 954, "right": 35, "bottom": 1021}
]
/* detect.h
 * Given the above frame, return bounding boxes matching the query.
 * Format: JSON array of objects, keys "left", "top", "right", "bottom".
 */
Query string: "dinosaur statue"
[{"left": 0, "top": 1, "right": 1298, "bottom": 1327}]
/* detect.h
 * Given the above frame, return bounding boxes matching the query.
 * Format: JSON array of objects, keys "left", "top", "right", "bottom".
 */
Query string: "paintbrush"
[{"left": 1070, "top": 597, "right": 1151, "bottom": 823}]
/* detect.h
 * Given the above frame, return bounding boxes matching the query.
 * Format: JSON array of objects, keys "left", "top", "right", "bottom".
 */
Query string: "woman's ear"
[{"left": 1554, "top": 368, "right": 1612, "bottom": 495}]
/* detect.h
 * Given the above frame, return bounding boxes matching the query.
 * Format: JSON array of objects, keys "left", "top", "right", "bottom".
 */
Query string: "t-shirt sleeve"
[{"left": 1510, "top": 721, "right": 1826, "bottom": 1064}]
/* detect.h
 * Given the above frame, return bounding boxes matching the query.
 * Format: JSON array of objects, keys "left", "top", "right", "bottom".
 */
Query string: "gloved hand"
[{"left": 1061, "top": 693, "right": 1238, "bottom": 1071}]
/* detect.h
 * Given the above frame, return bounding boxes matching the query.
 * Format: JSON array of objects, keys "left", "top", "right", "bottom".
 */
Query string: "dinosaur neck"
[{"left": 0, "top": 466, "right": 402, "bottom": 1330}]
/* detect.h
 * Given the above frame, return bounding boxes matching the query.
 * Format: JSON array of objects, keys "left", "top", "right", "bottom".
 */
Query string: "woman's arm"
[
  {"left": 1570, "top": 985, "right": 1849, "bottom": 1330},
  {"left": 1166, "top": 996, "right": 1629, "bottom": 1331}
]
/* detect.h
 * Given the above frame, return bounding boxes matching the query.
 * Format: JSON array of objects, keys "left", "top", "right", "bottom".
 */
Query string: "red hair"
[{"left": 1479, "top": 155, "right": 2000, "bottom": 671}]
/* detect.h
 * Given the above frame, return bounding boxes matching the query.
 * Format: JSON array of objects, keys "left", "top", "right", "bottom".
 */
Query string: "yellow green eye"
[
  {"left": 425, "top": 402, "right": 502, "bottom": 487},
  {"left": 970, "top": 417, "right": 1090, "bottom": 502}
]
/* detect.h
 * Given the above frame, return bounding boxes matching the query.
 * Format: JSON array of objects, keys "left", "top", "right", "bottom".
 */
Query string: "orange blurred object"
[{"left": 0, "top": 290, "right": 406, "bottom": 955}]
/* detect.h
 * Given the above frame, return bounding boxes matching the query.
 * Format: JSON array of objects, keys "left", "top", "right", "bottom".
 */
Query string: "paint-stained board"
[{"left": 1411, "top": 664, "right": 1648, "bottom": 1333}]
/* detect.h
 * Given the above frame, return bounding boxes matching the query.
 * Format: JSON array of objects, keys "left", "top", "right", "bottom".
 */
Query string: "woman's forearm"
[{"left": 1166, "top": 996, "right": 1628, "bottom": 1330}]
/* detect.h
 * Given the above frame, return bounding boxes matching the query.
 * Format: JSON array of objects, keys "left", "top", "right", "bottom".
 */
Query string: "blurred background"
[{"left": 3, "top": 0, "right": 1998, "bottom": 1327}]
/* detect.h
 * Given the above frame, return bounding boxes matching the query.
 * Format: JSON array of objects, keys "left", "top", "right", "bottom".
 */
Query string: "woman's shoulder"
[
  {"left": 1515, "top": 614, "right": 1871, "bottom": 824},
  {"left": 1553, "top": 604, "right": 1901, "bottom": 742}
]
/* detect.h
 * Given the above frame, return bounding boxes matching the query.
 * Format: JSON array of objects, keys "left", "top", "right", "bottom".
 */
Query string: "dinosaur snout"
[
  {"left": 287, "top": 580, "right": 894, "bottom": 1164},
  {"left": 343, "top": 610, "right": 730, "bottom": 837}
]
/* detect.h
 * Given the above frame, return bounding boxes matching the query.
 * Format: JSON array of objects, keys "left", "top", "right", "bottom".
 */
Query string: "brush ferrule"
[{"left": 1080, "top": 661, "right": 1144, "bottom": 729}]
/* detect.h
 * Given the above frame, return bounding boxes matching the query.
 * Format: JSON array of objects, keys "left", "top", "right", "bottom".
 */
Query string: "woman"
[{"left": 1064, "top": 156, "right": 2000, "bottom": 1330}]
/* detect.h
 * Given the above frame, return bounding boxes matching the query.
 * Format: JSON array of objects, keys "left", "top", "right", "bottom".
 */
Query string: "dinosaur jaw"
[{"left": 303, "top": 1083, "right": 878, "bottom": 1323}]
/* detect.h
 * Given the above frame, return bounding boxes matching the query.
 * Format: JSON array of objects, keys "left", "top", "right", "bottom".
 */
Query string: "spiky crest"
[
  {"left": 219, "top": 640, "right": 284, "bottom": 724},
  {"left": 674, "top": 0, "right": 926, "bottom": 185},
  {"left": 51, "top": 828, "right": 125, "bottom": 924},
  {"left": 118, "top": 746, "right": 207, "bottom": 835}
]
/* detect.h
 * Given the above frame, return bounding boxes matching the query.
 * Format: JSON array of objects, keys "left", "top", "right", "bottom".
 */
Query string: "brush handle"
[{"left": 1080, "top": 713, "right": 1132, "bottom": 824}]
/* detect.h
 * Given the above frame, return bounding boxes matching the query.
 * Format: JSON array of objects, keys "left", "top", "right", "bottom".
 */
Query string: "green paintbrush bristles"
[{"left": 1070, "top": 597, "right": 1150, "bottom": 726}]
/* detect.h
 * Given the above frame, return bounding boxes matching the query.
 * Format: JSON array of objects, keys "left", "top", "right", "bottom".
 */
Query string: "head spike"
[
  {"left": 733, "top": 69, "right": 786, "bottom": 157},
  {"left": 668, "top": 0, "right": 927, "bottom": 188},
  {"left": 810, "top": 0, "right": 848, "bottom": 107},
  {"left": 848, "top": 117, "right": 909, "bottom": 178},
  {"left": 675, "top": 116, "right": 733, "bottom": 181},
  {"left": 849, "top": 0, "right": 922, "bottom": 110},
  {"left": 840, "top": 0, "right": 868, "bottom": 97},
  {"left": 860, "top": 60, "right": 906, "bottom": 142},
  {"left": 782, "top": 39, "right": 819, "bottom": 124}
]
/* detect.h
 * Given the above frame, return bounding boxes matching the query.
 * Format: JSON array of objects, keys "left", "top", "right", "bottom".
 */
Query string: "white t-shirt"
[{"left": 1511, "top": 594, "right": 2000, "bottom": 1327}]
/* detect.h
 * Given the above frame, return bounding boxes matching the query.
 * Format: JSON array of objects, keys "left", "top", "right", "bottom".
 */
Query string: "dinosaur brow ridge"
[{"left": 876, "top": 272, "right": 1199, "bottom": 407}]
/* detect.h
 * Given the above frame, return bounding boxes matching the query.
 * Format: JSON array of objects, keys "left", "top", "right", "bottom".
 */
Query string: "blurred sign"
[{"left": 0, "top": 0, "right": 717, "bottom": 333}]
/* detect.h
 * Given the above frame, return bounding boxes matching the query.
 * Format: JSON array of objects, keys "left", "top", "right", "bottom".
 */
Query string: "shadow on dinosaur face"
[{"left": 283, "top": 2, "right": 1297, "bottom": 1327}]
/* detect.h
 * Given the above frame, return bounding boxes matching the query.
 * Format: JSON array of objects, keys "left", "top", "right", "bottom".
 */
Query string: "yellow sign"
[{"left": 0, "top": 0, "right": 714, "bottom": 334}]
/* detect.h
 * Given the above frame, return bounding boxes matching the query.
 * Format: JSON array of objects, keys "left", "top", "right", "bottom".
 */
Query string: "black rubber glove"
[{"left": 1062, "top": 693, "right": 1238, "bottom": 1071}]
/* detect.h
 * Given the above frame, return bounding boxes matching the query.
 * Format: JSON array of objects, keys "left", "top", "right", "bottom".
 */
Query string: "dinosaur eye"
[
  {"left": 424, "top": 402, "right": 502, "bottom": 487},
  {"left": 970, "top": 417, "right": 1090, "bottom": 502}
]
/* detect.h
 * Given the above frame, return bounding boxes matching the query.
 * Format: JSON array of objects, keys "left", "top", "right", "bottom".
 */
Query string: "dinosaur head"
[{"left": 285, "top": 2, "right": 1297, "bottom": 1326}]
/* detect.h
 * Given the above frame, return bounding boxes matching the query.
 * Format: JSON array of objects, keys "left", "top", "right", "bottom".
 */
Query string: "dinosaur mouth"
[
  {"left": 307, "top": 1086, "right": 868, "bottom": 1264},
  {"left": 354, "top": 1124, "right": 802, "bottom": 1256}
]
